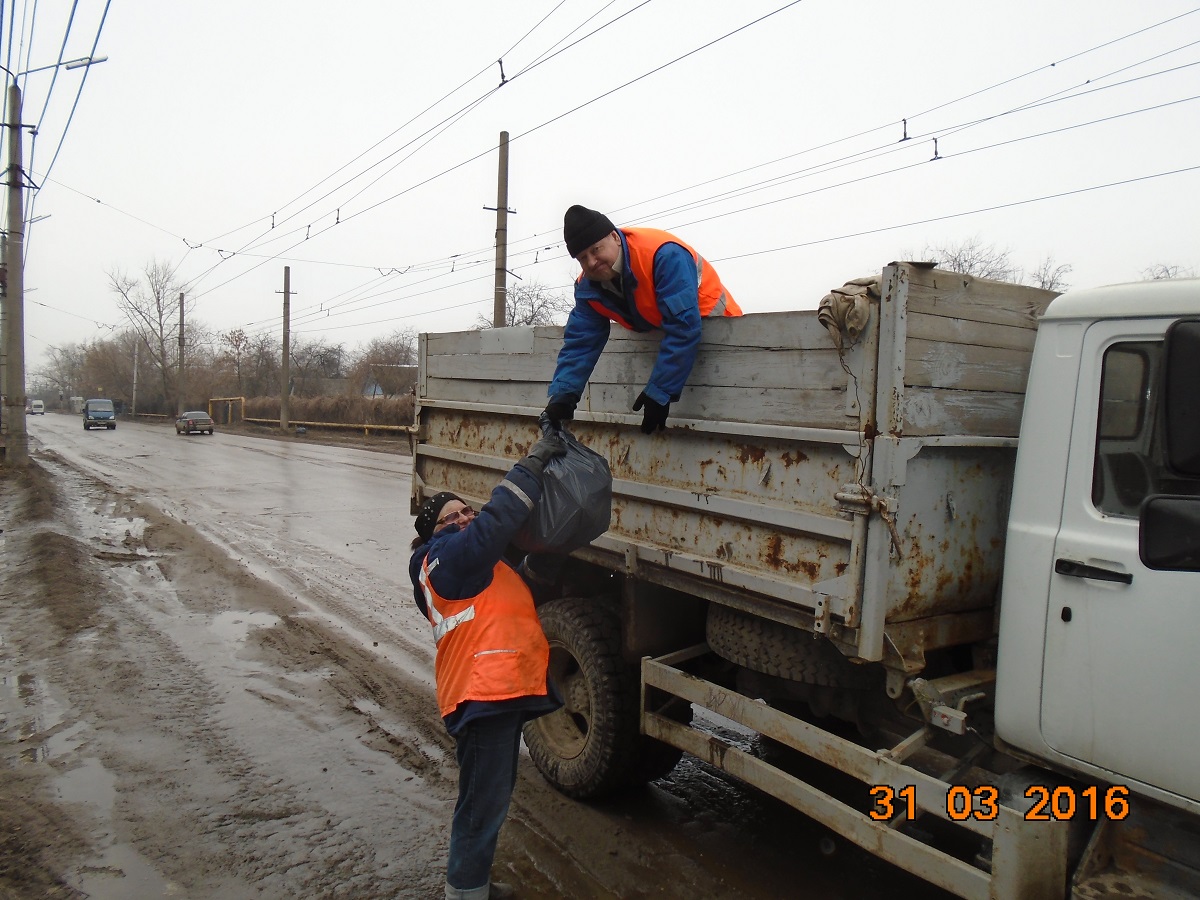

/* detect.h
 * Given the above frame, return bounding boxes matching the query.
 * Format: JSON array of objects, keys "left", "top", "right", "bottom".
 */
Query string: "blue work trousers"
[{"left": 445, "top": 710, "right": 524, "bottom": 899}]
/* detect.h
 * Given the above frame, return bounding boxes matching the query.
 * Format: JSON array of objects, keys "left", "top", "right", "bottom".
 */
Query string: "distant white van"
[{"left": 30, "top": 399, "right": 44, "bottom": 415}]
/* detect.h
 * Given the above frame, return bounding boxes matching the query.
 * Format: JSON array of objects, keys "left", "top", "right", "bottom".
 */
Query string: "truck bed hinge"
[{"left": 835, "top": 485, "right": 904, "bottom": 559}]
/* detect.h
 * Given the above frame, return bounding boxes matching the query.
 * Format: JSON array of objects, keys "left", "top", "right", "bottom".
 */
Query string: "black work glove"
[
  {"left": 633, "top": 391, "right": 670, "bottom": 434},
  {"left": 518, "top": 431, "right": 567, "bottom": 477},
  {"left": 543, "top": 393, "right": 578, "bottom": 426}
]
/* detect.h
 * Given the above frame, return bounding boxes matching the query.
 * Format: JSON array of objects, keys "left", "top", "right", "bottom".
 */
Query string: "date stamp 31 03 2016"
[{"left": 868, "top": 784, "right": 1131, "bottom": 823}]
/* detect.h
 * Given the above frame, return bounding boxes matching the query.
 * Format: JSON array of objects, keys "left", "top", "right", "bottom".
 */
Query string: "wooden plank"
[
  {"left": 907, "top": 311, "right": 1037, "bottom": 353},
  {"left": 905, "top": 339, "right": 1033, "bottom": 393},
  {"left": 427, "top": 337, "right": 858, "bottom": 392},
  {"left": 423, "top": 378, "right": 858, "bottom": 430},
  {"left": 427, "top": 353, "right": 557, "bottom": 383},
  {"left": 584, "top": 347, "right": 850, "bottom": 392},
  {"left": 424, "top": 308, "right": 853, "bottom": 359},
  {"left": 904, "top": 268, "right": 1056, "bottom": 329},
  {"left": 589, "top": 384, "right": 856, "bottom": 430},
  {"left": 900, "top": 387, "right": 1026, "bottom": 437}
]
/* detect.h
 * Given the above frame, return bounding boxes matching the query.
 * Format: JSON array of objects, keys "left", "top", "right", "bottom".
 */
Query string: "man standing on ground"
[
  {"left": 544, "top": 205, "right": 742, "bottom": 434},
  {"left": 409, "top": 428, "right": 566, "bottom": 900}
]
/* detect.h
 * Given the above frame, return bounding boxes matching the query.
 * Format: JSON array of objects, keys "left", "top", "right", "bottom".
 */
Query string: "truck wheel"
[
  {"left": 706, "top": 604, "right": 874, "bottom": 689},
  {"left": 524, "top": 596, "right": 682, "bottom": 798}
]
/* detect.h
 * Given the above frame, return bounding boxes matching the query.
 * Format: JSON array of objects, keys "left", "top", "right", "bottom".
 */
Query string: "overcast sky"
[{"left": 8, "top": 1, "right": 1200, "bottom": 374}]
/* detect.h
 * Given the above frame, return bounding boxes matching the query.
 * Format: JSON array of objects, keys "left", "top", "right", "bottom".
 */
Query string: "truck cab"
[{"left": 996, "top": 280, "right": 1200, "bottom": 812}]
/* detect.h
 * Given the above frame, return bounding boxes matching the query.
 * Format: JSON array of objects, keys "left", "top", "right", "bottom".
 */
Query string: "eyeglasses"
[{"left": 436, "top": 506, "right": 475, "bottom": 527}]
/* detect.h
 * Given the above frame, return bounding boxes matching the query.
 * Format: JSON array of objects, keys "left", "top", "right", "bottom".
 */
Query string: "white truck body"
[{"left": 412, "top": 263, "right": 1200, "bottom": 898}]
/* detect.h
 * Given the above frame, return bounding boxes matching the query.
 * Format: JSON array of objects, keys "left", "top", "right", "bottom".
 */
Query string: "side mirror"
[
  {"left": 1163, "top": 319, "right": 1200, "bottom": 477},
  {"left": 1140, "top": 495, "right": 1200, "bottom": 571}
]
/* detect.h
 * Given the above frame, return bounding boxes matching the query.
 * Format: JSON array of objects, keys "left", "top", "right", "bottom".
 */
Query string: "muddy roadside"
[
  {"left": 1, "top": 437, "right": 943, "bottom": 900},
  {"left": 0, "top": 457, "right": 466, "bottom": 898}
]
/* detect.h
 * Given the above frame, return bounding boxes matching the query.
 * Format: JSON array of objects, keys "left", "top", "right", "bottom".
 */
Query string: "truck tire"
[
  {"left": 523, "top": 596, "right": 684, "bottom": 798},
  {"left": 706, "top": 604, "right": 873, "bottom": 689}
]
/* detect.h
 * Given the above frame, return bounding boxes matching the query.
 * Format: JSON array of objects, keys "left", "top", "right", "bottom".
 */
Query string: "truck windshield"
[{"left": 90, "top": 401, "right": 114, "bottom": 411}]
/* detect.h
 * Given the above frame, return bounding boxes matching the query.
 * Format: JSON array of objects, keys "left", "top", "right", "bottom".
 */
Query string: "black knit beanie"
[
  {"left": 415, "top": 491, "right": 463, "bottom": 543},
  {"left": 564, "top": 205, "right": 616, "bottom": 258}
]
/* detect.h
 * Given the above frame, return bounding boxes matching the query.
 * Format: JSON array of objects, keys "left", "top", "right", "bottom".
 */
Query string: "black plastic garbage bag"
[{"left": 514, "top": 422, "right": 612, "bottom": 553}]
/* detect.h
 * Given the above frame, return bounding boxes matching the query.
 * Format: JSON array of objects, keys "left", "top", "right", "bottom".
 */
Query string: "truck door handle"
[{"left": 1054, "top": 559, "right": 1133, "bottom": 584}]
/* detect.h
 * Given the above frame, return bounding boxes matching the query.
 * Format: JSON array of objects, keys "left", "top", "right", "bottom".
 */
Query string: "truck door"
[{"left": 1041, "top": 319, "right": 1200, "bottom": 801}]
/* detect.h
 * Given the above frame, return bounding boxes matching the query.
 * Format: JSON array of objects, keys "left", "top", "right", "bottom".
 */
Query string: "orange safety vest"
[
  {"left": 419, "top": 556, "right": 550, "bottom": 718},
  {"left": 587, "top": 227, "right": 742, "bottom": 329}
]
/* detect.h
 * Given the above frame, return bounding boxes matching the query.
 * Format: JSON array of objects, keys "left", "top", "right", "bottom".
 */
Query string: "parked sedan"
[{"left": 175, "top": 411, "right": 215, "bottom": 435}]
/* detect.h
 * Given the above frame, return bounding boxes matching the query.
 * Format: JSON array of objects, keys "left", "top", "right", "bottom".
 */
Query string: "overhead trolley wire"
[
  {"left": 203, "top": 0, "right": 806, "bottom": 314},
  {"left": 350, "top": 7, "right": 1200, "bottom": 290},
  {"left": 710, "top": 165, "right": 1200, "bottom": 265},
  {"left": 270, "top": 163, "right": 1200, "bottom": 338}
]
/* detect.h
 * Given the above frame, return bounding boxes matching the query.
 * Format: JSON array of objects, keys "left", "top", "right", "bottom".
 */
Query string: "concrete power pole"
[
  {"left": 3, "top": 82, "right": 28, "bottom": 464},
  {"left": 1, "top": 234, "right": 7, "bottom": 412},
  {"left": 177, "top": 292, "right": 185, "bottom": 416},
  {"left": 280, "top": 266, "right": 290, "bottom": 431},
  {"left": 491, "top": 130, "right": 510, "bottom": 328}
]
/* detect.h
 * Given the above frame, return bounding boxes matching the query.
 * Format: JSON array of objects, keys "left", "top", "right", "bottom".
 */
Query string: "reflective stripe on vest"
[{"left": 419, "top": 561, "right": 475, "bottom": 644}]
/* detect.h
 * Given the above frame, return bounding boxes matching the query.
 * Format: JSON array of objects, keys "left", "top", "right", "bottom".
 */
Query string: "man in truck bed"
[{"left": 544, "top": 205, "right": 742, "bottom": 434}]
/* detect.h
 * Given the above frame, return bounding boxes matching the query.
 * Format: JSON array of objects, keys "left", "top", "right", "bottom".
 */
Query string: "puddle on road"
[
  {"left": 209, "top": 610, "right": 281, "bottom": 642},
  {"left": 58, "top": 757, "right": 181, "bottom": 899},
  {"left": 72, "top": 844, "right": 183, "bottom": 899},
  {"left": 0, "top": 671, "right": 66, "bottom": 760},
  {"left": 57, "top": 755, "right": 114, "bottom": 809}
]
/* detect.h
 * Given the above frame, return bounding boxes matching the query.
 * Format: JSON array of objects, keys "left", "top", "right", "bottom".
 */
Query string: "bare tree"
[
  {"left": 911, "top": 237, "right": 1072, "bottom": 291},
  {"left": 221, "top": 329, "right": 251, "bottom": 394},
  {"left": 289, "top": 337, "right": 346, "bottom": 397},
  {"left": 475, "top": 280, "right": 573, "bottom": 329},
  {"left": 246, "top": 333, "right": 281, "bottom": 397},
  {"left": 109, "top": 261, "right": 190, "bottom": 410},
  {"left": 1141, "top": 263, "right": 1196, "bottom": 281},
  {"left": 916, "top": 236, "right": 1020, "bottom": 282},
  {"left": 1027, "top": 257, "right": 1072, "bottom": 292},
  {"left": 33, "top": 342, "right": 87, "bottom": 401},
  {"left": 346, "top": 329, "right": 418, "bottom": 398}
]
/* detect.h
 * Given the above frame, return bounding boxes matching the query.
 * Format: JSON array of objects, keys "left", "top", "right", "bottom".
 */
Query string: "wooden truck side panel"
[{"left": 413, "top": 263, "right": 1056, "bottom": 668}]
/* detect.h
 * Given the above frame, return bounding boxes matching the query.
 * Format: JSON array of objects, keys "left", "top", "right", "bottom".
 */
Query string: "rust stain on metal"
[
  {"left": 780, "top": 450, "right": 809, "bottom": 467},
  {"left": 763, "top": 533, "right": 819, "bottom": 579},
  {"left": 765, "top": 533, "right": 784, "bottom": 570},
  {"left": 835, "top": 562, "right": 848, "bottom": 576},
  {"left": 735, "top": 445, "right": 766, "bottom": 464}
]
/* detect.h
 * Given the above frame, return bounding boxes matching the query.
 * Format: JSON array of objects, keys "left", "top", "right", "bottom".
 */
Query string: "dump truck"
[{"left": 411, "top": 262, "right": 1200, "bottom": 898}]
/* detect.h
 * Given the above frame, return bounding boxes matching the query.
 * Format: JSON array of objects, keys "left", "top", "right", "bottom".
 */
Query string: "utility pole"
[
  {"left": 131, "top": 340, "right": 138, "bottom": 416},
  {"left": 487, "top": 130, "right": 512, "bottom": 328},
  {"left": 280, "top": 266, "right": 290, "bottom": 431},
  {"left": 177, "top": 292, "right": 185, "bottom": 416},
  {"left": 1, "top": 234, "right": 8, "bottom": 412},
  {"left": 3, "top": 82, "right": 27, "bottom": 464}
]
